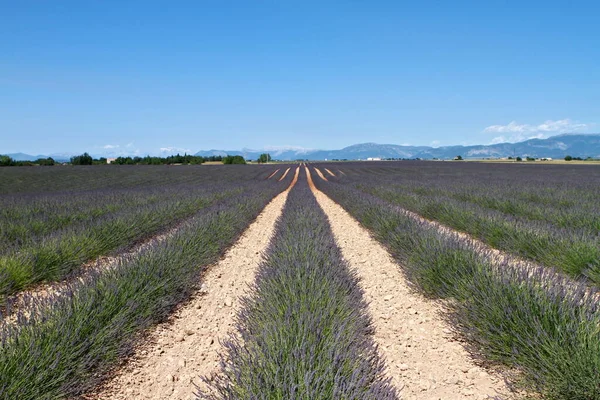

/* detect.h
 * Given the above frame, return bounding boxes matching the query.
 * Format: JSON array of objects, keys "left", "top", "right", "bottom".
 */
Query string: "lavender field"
[
  {"left": 315, "top": 161, "right": 600, "bottom": 282},
  {"left": 0, "top": 165, "right": 291, "bottom": 398},
  {"left": 1, "top": 162, "right": 599, "bottom": 399},
  {"left": 312, "top": 161, "right": 600, "bottom": 399},
  {"left": 0, "top": 165, "right": 290, "bottom": 296}
]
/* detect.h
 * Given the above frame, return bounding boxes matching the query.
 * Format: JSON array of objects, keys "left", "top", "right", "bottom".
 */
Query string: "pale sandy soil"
[
  {"left": 86, "top": 168, "right": 299, "bottom": 400},
  {"left": 266, "top": 168, "right": 280, "bottom": 179},
  {"left": 277, "top": 167, "right": 291, "bottom": 181},
  {"left": 306, "top": 167, "right": 512, "bottom": 400},
  {"left": 80, "top": 164, "right": 523, "bottom": 399},
  {"left": 312, "top": 166, "right": 329, "bottom": 181},
  {"left": 324, "top": 168, "right": 336, "bottom": 177}
]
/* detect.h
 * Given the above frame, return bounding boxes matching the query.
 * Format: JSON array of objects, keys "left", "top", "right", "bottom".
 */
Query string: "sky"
[{"left": 1, "top": 0, "right": 599, "bottom": 156}]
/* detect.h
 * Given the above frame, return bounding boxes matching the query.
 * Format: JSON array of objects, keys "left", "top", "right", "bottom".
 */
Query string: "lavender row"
[
  {"left": 321, "top": 161, "right": 600, "bottom": 283},
  {"left": 314, "top": 173, "right": 600, "bottom": 399},
  {"left": 0, "top": 166, "right": 281, "bottom": 297},
  {"left": 0, "top": 164, "right": 276, "bottom": 194},
  {"left": 201, "top": 169, "right": 397, "bottom": 399},
  {"left": 0, "top": 174, "right": 290, "bottom": 399},
  {"left": 0, "top": 165, "right": 279, "bottom": 252}
]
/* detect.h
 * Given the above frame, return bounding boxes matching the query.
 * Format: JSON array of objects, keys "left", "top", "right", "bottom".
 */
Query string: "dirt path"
[
  {"left": 312, "top": 166, "right": 329, "bottom": 181},
  {"left": 306, "top": 167, "right": 511, "bottom": 400},
  {"left": 87, "top": 170, "right": 299, "bottom": 400},
  {"left": 266, "top": 169, "right": 280, "bottom": 179},
  {"left": 324, "top": 168, "right": 336, "bottom": 177},
  {"left": 278, "top": 167, "right": 291, "bottom": 181}
]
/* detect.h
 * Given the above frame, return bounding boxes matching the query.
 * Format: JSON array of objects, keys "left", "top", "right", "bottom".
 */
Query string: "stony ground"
[
  {"left": 308, "top": 167, "right": 511, "bottom": 400},
  {"left": 85, "top": 166, "right": 513, "bottom": 399},
  {"left": 86, "top": 171, "right": 297, "bottom": 400}
]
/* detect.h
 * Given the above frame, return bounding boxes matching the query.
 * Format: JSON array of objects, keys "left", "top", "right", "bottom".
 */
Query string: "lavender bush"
[
  {"left": 0, "top": 165, "right": 283, "bottom": 296},
  {"left": 318, "top": 161, "right": 600, "bottom": 283},
  {"left": 200, "top": 169, "right": 397, "bottom": 399},
  {"left": 0, "top": 168, "right": 290, "bottom": 399},
  {"left": 314, "top": 165, "right": 600, "bottom": 400}
]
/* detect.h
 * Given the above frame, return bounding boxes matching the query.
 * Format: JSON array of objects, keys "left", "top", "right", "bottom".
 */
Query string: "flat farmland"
[
  {"left": 317, "top": 161, "right": 600, "bottom": 282},
  {"left": 1, "top": 162, "right": 599, "bottom": 400}
]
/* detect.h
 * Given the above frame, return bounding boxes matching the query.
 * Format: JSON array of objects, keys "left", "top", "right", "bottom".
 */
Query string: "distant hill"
[
  {"left": 6, "top": 134, "right": 600, "bottom": 162},
  {"left": 4, "top": 153, "right": 79, "bottom": 162},
  {"left": 194, "top": 147, "right": 316, "bottom": 161},
  {"left": 6, "top": 152, "right": 49, "bottom": 161},
  {"left": 195, "top": 134, "right": 600, "bottom": 161}
]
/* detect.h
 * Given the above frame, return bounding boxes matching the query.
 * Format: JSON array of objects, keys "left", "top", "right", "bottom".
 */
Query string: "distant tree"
[
  {"left": 454, "top": 155, "right": 463, "bottom": 160},
  {"left": 70, "top": 152, "right": 93, "bottom": 165},
  {"left": 526, "top": 157, "right": 535, "bottom": 161},
  {"left": 162, "top": 153, "right": 205, "bottom": 165},
  {"left": 564, "top": 155, "right": 573, "bottom": 161},
  {"left": 105, "top": 154, "right": 208, "bottom": 166},
  {"left": 258, "top": 153, "right": 272, "bottom": 163},
  {"left": 516, "top": 156, "right": 522, "bottom": 161},
  {"left": 92, "top": 157, "right": 107, "bottom": 165},
  {"left": 113, "top": 156, "right": 131, "bottom": 165},
  {"left": 0, "top": 155, "right": 14, "bottom": 166},
  {"left": 222, "top": 155, "right": 246, "bottom": 164},
  {"left": 36, "top": 157, "right": 55, "bottom": 166}
]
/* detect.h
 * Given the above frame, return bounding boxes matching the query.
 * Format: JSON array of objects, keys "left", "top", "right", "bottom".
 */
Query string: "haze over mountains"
[
  {"left": 195, "top": 134, "right": 600, "bottom": 161},
  {"left": 6, "top": 134, "right": 600, "bottom": 162}
]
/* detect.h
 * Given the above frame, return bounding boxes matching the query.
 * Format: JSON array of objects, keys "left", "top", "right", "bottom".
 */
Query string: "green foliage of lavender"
[
  {"left": 0, "top": 164, "right": 279, "bottom": 194},
  {"left": 0, "top": 189, "right": 234, "bottom": 296},
  {"left": 334, "top": 161, "right": 600, "bottom": 283},
  {"left": 314, "top": 171, "right": 600, "bottom": 400},
  {"left": 0, "top": 165, "right": 282, "bottom": 296},
  {"left": 200, "top": 171, "right": 397, "bottom": 399},
  {"left": 0, "top": 176, "right": 289, "bottom": 399}
]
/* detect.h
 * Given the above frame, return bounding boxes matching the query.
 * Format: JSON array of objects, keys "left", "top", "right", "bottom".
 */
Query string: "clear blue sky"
[{"left": 1, "top": 0, "right": 598, "bottom": 156}]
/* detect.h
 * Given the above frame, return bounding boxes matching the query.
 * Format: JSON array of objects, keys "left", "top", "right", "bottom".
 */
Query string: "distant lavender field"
[{"left": 315, "top": 161, "right": 600, "bottom": 283}]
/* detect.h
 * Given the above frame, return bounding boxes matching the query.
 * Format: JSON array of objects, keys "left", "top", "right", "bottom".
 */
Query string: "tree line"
[
  {"left": 0, "top": 155, "right": 56, "bottom": 166},
  {"left": 107, "top": 153, "right": 216, "bottom": 165},
  {"left": 0, "top": 152, "right": 267, "bottom": 166}
]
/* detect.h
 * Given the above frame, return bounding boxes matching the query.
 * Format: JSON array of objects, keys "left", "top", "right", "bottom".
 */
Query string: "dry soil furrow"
[
  {"left": 324, "top": 168, "right": 336, "bottom": 177},
  {"left": 278, "top": 167, "right": 291, "bottom": 181},
  {"left": 266, "top": 168, "right": 280, "bottom": 179},
  {"left": 87, "top": 175, "right": 297, "bottom": 400},
  {"left": 289, "top": 165, "right": 300, "bottom": 186},
  {"left": 312, "top": 166, "right": 329, "bottom": 181},
  {"left": 306, "top": 167, "right": 511, "bottom": 400}
]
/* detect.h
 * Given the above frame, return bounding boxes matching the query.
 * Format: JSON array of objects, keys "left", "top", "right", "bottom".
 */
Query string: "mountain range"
[
  {"left": 5, "top": 134, "right": 600, "bottom": 162},
  {"left": 195, "top": 134, "right": 600, "bottom": 161},
  {"left": 3, "top": 152, "right": 76, "bottom": 162}
]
